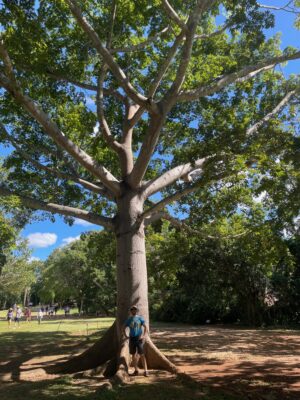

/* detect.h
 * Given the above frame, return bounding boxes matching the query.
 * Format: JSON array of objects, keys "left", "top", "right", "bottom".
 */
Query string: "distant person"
[
  {"left": 54, "top": 305, "right": 59, "bottom": 315},
  {"left": 123, "top": 305, "right": 149, "bottom": 377},
  {"left": 7, "top": 308, "right": 13, "bottom": 327},
  {"left": 24, "top": 307, "right": 32, "bottom": 322},
  {"left": 37, "top": 309, "right": 44, "bottom": 324},
  {"left": 14, "top": 306, "right": 22, "bottom": 328},
  {"left": 64, "top": 306, "right": 70, "bottom": 317}
]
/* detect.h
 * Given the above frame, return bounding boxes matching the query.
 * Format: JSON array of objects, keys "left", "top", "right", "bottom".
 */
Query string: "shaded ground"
[
  {"left": 0, "top": 319, "right": 299, "bottom": 399},
  {"left": 151, "top": 324, "right": 300, "bottom": 399}
]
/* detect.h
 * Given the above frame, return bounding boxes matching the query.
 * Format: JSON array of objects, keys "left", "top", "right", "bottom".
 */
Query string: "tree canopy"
[{"left": 0, "top": 0, "right": 299, "bottom": 232}]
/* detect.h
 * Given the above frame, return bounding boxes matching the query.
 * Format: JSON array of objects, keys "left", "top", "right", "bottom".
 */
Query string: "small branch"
[
  {"left": 162, "top": 0, "right": 212, "bottom": 102},
  {"left": 195, "top": 21, "right": 233, "bottom": 39},
  {"left": 258, "top": 1, "right": 299, "bottom": 14},
  {"left": 47, "top": 71, "right": 98, "bottom": 91},
  {"left": 0, "top": 38, "right": 16, "bottom": 84},
  {"left": 246, "top": 89, "right": 299, "bottom": 136},
  {"left": 66, "top": 0, "right": 159, "bottom": 114},
  {"left": 96, "top": 1, "right": 123, "bottom": 154},
  {"left": 178, "top": 51, "right": 300, "bottom": 102},
  {"left": 145, "top": 211, "right": 248, "bottom": 239},
  {"left": 0, "top": 186, "right": 114, "bottom": 229},
  {"left": 161, "top": 0, "right": 188, "bottom": 32},
  {"left": 96, "top": 67, "right": 123, "bottom": 153},
  {"left": 148, "top": 32, "right": 185, "bottom": 98},
  {"left": 140, "top": 182, "right": 199, "bottom": 220},
  {"left": 110, "top": 26, "right": 171, "bottom": 53},
  {"left": 142, "top": 157, "right": 207, "bottom": 198},
  {"left": 45, "top": 70, "right": 127, "bottom": 103}
]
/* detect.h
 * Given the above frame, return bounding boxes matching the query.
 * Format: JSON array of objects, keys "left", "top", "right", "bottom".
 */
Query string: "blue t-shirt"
[{"left": 125, "top": 315, "right": 145, "bottom": 338}]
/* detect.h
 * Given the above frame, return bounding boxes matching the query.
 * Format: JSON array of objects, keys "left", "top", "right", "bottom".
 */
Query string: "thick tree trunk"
[{"left": 46, "top": 188, "right": 177, "bottom": 379}]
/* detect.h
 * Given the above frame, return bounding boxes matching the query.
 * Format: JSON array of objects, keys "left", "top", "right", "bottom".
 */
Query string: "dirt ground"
[
  {"left": 151, "top": 325, "right": 300, "bottom": 399},
  {"left": 1, "top": 324, "right": 299, "bottom": 399}
]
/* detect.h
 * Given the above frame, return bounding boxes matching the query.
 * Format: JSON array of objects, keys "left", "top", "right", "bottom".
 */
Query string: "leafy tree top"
[{"left": 0, "top": 0, "right": 299, "bottom": 232}]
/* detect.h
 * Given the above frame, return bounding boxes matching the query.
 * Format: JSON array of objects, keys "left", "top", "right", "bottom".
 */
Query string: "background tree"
[
  {"left": 39, "top": 230, "right": 116, "bottom": 315},
  {"left": 0, "top": 238, "right": 36, "bottom": 308},
  {"left": 0, "top": 0, "right": 299, "bottom": 379}
]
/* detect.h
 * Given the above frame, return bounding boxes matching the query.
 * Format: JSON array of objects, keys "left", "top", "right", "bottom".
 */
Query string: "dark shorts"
[
  {"left": 129, "top": 337, "right": 144, "bottom": 355},
  {"left": 14, "top": 317, "right": 20, "bottom": 322}
]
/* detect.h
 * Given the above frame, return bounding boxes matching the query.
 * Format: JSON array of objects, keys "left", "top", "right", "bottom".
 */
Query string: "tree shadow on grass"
[
  {"left": 0, "top": 373, "right": 243, "bottom": 400},
  {"left": 0, "top": 329, "right": 107, "bottom": 383}
]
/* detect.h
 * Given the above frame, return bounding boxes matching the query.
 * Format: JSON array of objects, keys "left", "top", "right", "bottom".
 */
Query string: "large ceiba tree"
[{"left": 0, "top": 0, "right": 300, "bottom": 380}]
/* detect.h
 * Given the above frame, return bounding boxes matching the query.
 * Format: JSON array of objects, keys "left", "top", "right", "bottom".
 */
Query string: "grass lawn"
[{"left": 0, "top": 316, "right": 243, "bottom": 400}]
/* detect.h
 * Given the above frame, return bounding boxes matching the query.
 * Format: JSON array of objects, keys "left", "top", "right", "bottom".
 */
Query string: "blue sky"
[{"left": 1, "top": 1, "right": 300, "bottom": 261}]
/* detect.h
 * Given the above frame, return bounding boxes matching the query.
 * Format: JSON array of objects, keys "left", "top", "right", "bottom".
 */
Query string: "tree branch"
[
  {"left": 110, "top": 26, "right": 171, "bottom": 53},
  {"left": 96, "top": 67, "right": 123, "bottom": 153},
  {"left": 0, "top": 124, "right": 115, "bottom": 200},
  {"left": 161, "top": 0, "right": 188, "bottom": 32},
  {"left": 139, "top": 182, "right": 200, "bottom": 220},
  {"left": 246, "top": 89, "right": 299, "bottom": 136},
  {"left": 45, "top": 70, "right": 127, "bottom": 103},
  {"left": 66, "top": 0, "right": 159, "bottom": 114},
  {"left": 0, "top": 186, "right": 114, "bottom": 229},
  {"left": 162, "top": 1, "right": 216, "bottom": 103},
  {"left": 145, "top": 211, "right": 248, "bottom": 239},
  {"left": 0, "top": 38, "right": 17, "bottom": 84},
  {"left": 0, "top": 72, "right": 121, "bottom": 196},
  {"left": 178, "top": 51, "right": 300, "bottom": 102},
  {"left": 148, "top": 32, "right": 185, "bottom": 99},
  {"left": 127, "top": 114, "right": 165, "bottom": 188},
  {"left": 142, "top": 157, "right": 207, "bottom": 198},
  {"left": 258, "top": 1, "right": 299, "bottom": 14},
  {"left": 128, "top": 1, "right": 217, "bottom": 188},
  {"left": 96, "top": 1, "right": 122, "bottom": 154},
  {"left": 195, "top": 21, "right": 233, "bottom": 39}
]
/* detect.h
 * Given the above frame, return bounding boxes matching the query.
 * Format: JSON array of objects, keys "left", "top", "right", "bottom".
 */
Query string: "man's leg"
[
  {"left": 140, "top": 354, "right": 148, "bottom": 376},
  {"left": 132, "top": 351, "right": 139, "bottom": 374},
  {"left": 137, "top": 340, "right": 148, "bottom": 376},
  {"left": 129, "top": 338, "right": 139, "bottom": 375}
]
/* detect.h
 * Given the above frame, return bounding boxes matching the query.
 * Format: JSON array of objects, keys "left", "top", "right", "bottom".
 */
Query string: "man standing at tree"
[{"left": 123, "top": 305, "right": 149, "bottom": 377}]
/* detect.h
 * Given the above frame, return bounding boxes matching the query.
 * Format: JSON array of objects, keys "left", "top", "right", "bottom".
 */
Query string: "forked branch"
[{"left": 66, "top": 0, "right": 159, "bottom": 114}]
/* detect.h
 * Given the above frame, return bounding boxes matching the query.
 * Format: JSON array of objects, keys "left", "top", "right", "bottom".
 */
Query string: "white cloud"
[
  {"left": 91, "top": 122, "right": 99, "bottom": 137},
  {"left": 62, "top": 235, "right": 81, "bottom": 246},
  {"left": 29, "top": 256, "right": 41, "bottom": 262},
  {"left": 27, "top": 233, "right": 58, "bottom": 248},
  {"left": 253, "top": 191, "right": 267, "bottom": 203},
  {"left": 73, "top": 218, "right": 95, "bottom": 227}
]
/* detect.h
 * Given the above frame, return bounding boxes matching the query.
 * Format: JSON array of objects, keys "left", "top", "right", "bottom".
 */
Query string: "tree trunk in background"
[{"left": 23, "top": 288, "right": 29, "bottom": 307}]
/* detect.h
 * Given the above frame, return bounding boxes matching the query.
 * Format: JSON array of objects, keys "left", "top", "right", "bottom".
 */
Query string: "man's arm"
[
  {"left": 141, "top": 321, "right": 148, "bottom": 339},
  {"left": 122, "top": 320, "right": 130, "bottom": 339}
]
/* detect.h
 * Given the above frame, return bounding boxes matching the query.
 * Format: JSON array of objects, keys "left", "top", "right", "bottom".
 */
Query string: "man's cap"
[{"left": 130, "top": 305, "right": 138, "bottom": 310}]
